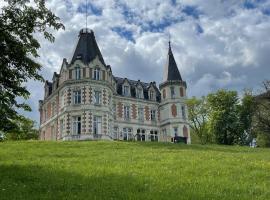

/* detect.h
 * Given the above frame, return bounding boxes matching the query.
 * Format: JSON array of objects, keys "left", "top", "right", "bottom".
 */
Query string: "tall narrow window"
[
  {"left": 174, "top": 127, "right": 178, "bottom": 137},
  {"left": 170, "top": 87, "right": 175, "bottom": 98},
  {"left": 138, "top": 108, "right": 144, "bottom": 121},
  {"left": 150, "top": 110, "right": 156, "bottom": 121},
  {"left": 124, "top": 106, "right": 130, "bottom": 119},
  {"left": 123, "top": 86, "right": 129, "bottom": 96},
  {"left": 137, "top": 87, "right": 143, "bottom": 99},
  {"left": 123, "top": 128, "right": 132, "bottom": 140},
  {"left": 73, "top": 90, "right": 81, "bottom": 104},
  {"left": 94, "top": 68, "right": 100, "bottom": 80},
  {"left": 149, "top": 90, "right": 155, "bottom": 100},
  {"left": 93, "top": 116, "right": 102, "bottom": 135},
  {"left": 181, "top": 106, "right": 186, "bottom": 120},
  {"left": 60, "top": 119, "right": 64, "bottom": 135},
  {"left": 75, "top": 67, "right": 81, "bottom": 80},
  {"left": 72, "top": 116, "right": 81, "bottom": 135},
  {"left": 94, "top": 91, "right": 101, "bottom": 105}
]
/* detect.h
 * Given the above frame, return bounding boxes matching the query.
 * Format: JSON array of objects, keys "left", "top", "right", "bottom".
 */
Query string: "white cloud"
[{"left": 15, "top": 0, "right": 270, "bottom": 122}]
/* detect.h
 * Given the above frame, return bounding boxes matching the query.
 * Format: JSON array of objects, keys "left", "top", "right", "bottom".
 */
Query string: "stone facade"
[{"left": 39, "top": 29, "right": 191, "bottom": 143}]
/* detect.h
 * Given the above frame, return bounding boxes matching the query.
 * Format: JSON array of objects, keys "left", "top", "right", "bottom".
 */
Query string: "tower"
[{"left": 159, "top": 42, "right": 190, "bottom": 144}]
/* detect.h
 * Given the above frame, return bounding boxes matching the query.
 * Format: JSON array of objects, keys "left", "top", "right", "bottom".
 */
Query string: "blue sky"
[{"left": 5, "top": 0, "right": 270, "bottom": 124}]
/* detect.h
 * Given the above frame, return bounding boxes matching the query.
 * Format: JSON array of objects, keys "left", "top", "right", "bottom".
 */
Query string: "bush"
[{"left": 256, "top": 133, "right": 270, "bottom": 147}]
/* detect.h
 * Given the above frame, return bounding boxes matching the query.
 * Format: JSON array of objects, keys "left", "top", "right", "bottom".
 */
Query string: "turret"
[{"left": 159, "top": 42, "right": 190, "bottom": 144}]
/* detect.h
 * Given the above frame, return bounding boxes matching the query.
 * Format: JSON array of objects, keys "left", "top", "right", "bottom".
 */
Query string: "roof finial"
[{"left": 85, "top": 0, "right": 88, "bottom": 29}]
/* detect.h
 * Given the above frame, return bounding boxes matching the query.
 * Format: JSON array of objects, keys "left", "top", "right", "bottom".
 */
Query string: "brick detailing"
[
  {"left": 47, "top": 103, "right": 51, "bottom": 119},
  {"left": 67, "top": 88, "right": 71, "bottom": 105},
  {"left": 171, "top": 104, "right": 177, "bottom": 117},
  {"left": 118, "top": 102, "right": 123, "bottom": 118},
  {"left": 183, "top": 125, "right": 188, "bottom": 138},
  {"left": 103, "top": 89, "right": 107, "bottom": 105},
  {"left": 89, "top": 68, "right": 93, "bottom": 79},
  {"left": 66, "top": 113, "right": 70, "bottom": 134},
  {"left": 89, "top": 87, "right": 92, "bottom": 103},
  {"left": 69, "top": 69, "right": 72, "bottom": 79},
  {"left": 145, "top": 106, "right": 150, "bottom": 121},
  {"left": 132, "top": 104, "right": 137, "bottom": 119},
  {"left": 82, "top": 111, "right": 86, "bottom": 133},
  {"left": 180, "top": 87, "right": 184, "bottom": 97},
  {"left": 83, "top": 86, "right": 86, "bottom": 104},
  {"left": 88, "top": 112, "right": 92, "bottom": 133},
  {"left": 83, "top": 68, "right": 86, "bottom": 78},
  {"left": 163, "top": 89, "right": 166, "bottom": 99},
  {"left": 103, "top": 114, "right": 107, "bottom": 134}
]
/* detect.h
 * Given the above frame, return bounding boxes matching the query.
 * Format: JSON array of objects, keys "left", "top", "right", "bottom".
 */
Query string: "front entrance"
[{"left": 93, "top": 116, "right": 102, "bottom": 135}]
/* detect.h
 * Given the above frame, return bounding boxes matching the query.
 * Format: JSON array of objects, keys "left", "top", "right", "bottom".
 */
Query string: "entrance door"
[{"left": 93, "top": 116, "right": 102, "bottom": 135}]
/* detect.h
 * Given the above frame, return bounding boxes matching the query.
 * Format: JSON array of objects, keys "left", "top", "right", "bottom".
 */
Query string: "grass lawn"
[{"left": 0, "top": 141, "right": 269, "bottom": 200}]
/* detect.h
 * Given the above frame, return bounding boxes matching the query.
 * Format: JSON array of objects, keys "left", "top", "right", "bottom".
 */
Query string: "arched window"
[
  {"left": 75, "top": 66, "right": 81, "bottom": 80},
  {"left": 180, "top": 87, "right": 184, "bottom": 97}
]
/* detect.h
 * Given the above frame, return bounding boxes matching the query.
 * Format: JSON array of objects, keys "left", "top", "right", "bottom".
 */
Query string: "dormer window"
[
  {"left": 170, "top": 87, "right": 175, "bottom": 98},
  {"left": 149, "top": 90, "right": 155, "bottom": 100},
  {"left": 137, "top": 87, "right": 143, "bottom": 99},
  {"left": 123, "top": 85, "right": 130, "bottom": 96},
  {"left": 75, "top": 67, "right": 81, "bottom": 80},
  {"left": 94, "top": 68, "right": 101, "bottom": 80}
]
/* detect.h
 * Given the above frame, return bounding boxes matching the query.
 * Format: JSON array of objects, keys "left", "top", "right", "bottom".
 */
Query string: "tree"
[
  {"left": 0, "top": 0, "right": 64, "bottom": 132},
  {"left": 237, "top": 90, "right": 256, "bottom": 145},
  {"left": 186, "top": 97, "right": 211, "bottom": 144},
  {"left": 207, "top": 90, "right": 240, "bottom": 145},
  {"left": 5, "top": 116, "right": 39, "bottom": 140}
]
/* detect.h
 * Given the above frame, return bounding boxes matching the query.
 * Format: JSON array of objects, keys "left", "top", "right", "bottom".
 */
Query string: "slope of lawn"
[{"left": 0, "top": 141, "right": 269, "bottom": 200}]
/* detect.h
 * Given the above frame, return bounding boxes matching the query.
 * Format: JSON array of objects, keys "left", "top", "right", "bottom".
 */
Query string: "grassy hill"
[{"left": 0, "top": 141, "right": 269, "bottom": 200}]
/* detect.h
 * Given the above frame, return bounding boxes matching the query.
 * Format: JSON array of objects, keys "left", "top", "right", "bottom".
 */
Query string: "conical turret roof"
[
  {"left": 71, "top": 28, "right": 105, "bottom": 65},
  {"left": 163, "top": 42, "right": 182, "bottom": 82}
]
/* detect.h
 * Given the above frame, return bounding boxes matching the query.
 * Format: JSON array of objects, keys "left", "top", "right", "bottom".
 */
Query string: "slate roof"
[
  {"left": 71, "top": 28, "right": 106, "bottom": 65},
  {"left": 163, "top": 42, "right": 182, "bottom": 81},
  {"left": 114, "top": 76, "right": 161, "bottom": 102}
]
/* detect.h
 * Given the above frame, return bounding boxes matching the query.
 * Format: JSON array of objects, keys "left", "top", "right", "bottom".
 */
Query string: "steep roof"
[
  {"left": 70, "top": 28, "right": 105, "bottom": 65},
  {"left": 114, "top": 76, "right": 161, "bottom": 102},
  {"left": 163, "top": 42, "right": 182, "bottom": 82}
]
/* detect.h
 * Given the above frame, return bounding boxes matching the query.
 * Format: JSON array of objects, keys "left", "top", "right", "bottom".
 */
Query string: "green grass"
[{"left": 0, "top": 141, "right": 269, "bottom": 200}]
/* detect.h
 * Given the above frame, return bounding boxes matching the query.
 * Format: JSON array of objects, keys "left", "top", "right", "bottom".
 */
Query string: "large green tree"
[
  {"left": 0, "top": 0, "right": 64, "bottom": 132},
  {"left": 186, "top": 96, "right": 211, "bottom": 144},
  {"left": 207, "top": 90, "right": 240, "bottom": 145}
]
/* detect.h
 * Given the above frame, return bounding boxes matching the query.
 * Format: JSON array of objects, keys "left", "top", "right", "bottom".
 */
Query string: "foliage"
[
  {"left": 0, "top": 0, "right": 64, "bottom": 132},
  {"left": 253, "top": 90, "right": 270, "bottom": 135},
  {"left": 256, "top": 133, "right": 270, "bottom": 147},
  {"left": 186, "top": 97, "right": 212, "bottom": 144},
  {"left": 0, "top": 141, "right": 269, "bottom": 200},
  {"left": 4, "top": 116, "right": 39, "bottom": 140},
  {"left": 207, "top": 90, "right": 240, "bottom": 145},
  {"left": 237, "top": 90, "right": 256, "bottom": 145}
]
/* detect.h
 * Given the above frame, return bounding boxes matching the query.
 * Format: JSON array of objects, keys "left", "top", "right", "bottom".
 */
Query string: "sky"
[{"left": 10, "top": 0, "right": 270, "bottom": 123}]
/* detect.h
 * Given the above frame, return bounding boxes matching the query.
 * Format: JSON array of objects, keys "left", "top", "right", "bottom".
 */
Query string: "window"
[
  {"left": 124, "top": 106, "right": 130, "bottom": 119},
  {"left": 94, "top": 91, "right": 101, "bottom": 105},
  {"left": 174, "top": 127, "right": 178, "bottom": 137},
  {"left": 94, "top": 68, "right": 100, "bottom": 80},
  {"left": 44, "top": 109, "right": 47, "bottom": 121},
  {"left": 72, "top": 116, "right": 81, "bottom": 135},
  {"left": 113, "top": 104, "right": 116, "bottom": 119},
  {"left": 123, "top": 128, "right": 132, "bottom": 140},
  {"left": 170, "top": 87, "right": 175, "bottom": 98},
  {"left": 51, "top": 102, "right": 55, "bottom": 116},
  {"left": 75, "top": 67, "right": 81, "bottom": 80},
  {"left": 150, "top": 110, "right": 156, "bottom": 121},
  {"left": 181, "top": 106, "right": 186, "bottom": 120},
  {"left": 73, "top": 90, "right": 81, "bottom": 104},
  {"left": 123, "top": 85, "right": 129, "bottom": 96},
  {"left": 149, "top": 90, "right": 155, "bottom": 100},
  {"left": 113, "top": 127, "right": 118, "bottom": 139},
  {"left": 137, "top": 87, "right": 143, "bottom": 99},
  {"left": 138, "top": 108, "right": 144, "bottom": 121},
  {"left": 93, "top": 116, "right": 102, "bottom": 135},
  {"left": 149, "top": 130, "right": 158, "bottom": 141}
]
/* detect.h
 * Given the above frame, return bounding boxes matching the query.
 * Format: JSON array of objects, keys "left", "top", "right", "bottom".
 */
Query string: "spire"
[
  {"left": 163, "top": 41, "right": 182, "bottom": 82},
  {"left": 70, "top": 28, "right": 106, "bottom": 65}
]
